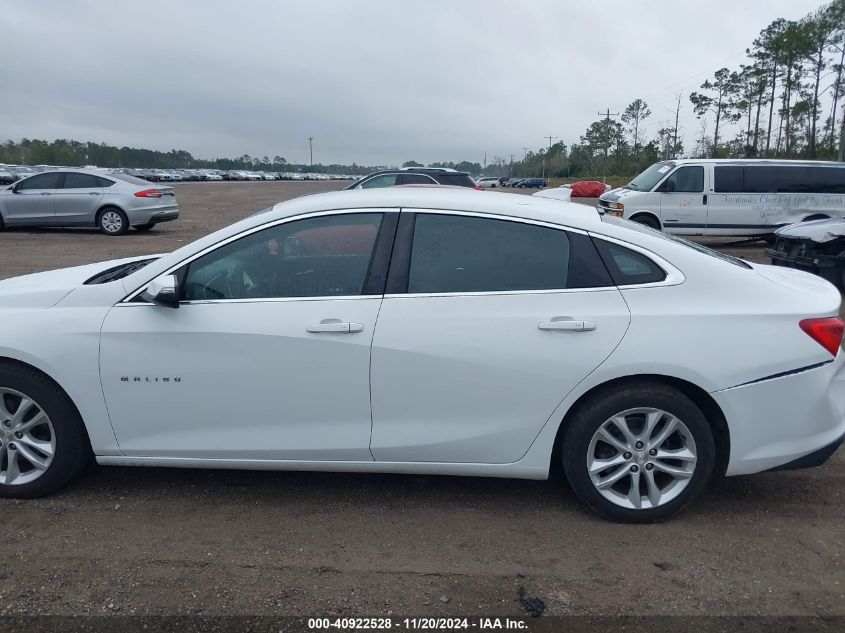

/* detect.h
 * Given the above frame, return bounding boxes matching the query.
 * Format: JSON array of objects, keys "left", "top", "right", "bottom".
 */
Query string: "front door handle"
[
  {"left": 40, "top": 192, "right": 53, "bottom": 196},
  {"left": 538, "top": 319, "right": 596, "bottom": 332},
  {"left": 88, "top": 192, "right": 100, "bottom": 195},
  {"left": 306, "top": 320, "right": 364, "bottom": 334}
]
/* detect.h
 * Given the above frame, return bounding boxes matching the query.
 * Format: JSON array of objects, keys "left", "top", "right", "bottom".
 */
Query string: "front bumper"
[
  {"left": 766, "top": 238, "right": 845, "bottom": 269},
  {"left": 714, "top": 356, "right": 845, "bottom": 475}
]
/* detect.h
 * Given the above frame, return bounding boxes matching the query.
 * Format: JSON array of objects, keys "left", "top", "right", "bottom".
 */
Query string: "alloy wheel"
[
  {"left": 101, "top": 211, "right": 124, "bottom": 233},
  {"left": 0, "top": 387, "right": 56, "bottom": 485},
  {"left": 586, "top": 407, "right": 697, "bottom": 510}
]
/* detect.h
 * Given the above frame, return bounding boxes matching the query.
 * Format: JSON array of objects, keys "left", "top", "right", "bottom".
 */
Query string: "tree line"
[
  {"left": 484, "top": 0, "right": 845, "bottom": 181},
  {"left": 0, "top": 138, "right": 380, "bottom": 175}
]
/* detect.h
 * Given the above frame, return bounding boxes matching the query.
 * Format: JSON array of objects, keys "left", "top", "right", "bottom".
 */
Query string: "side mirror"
[{"left": 142, "top": 273, "right": 180, "bottom": 308}]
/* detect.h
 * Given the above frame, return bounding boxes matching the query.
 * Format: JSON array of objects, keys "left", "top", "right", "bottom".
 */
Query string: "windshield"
[
  {"left": 601, "top": 215, "right": 751, "bottom": 269},
  {"left": 627, "top": 162, "right": 674, "bottom": 191}
]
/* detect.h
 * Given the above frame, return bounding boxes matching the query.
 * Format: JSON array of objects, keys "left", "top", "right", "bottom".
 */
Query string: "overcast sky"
[{"left": 0, "top": 0, "right": 829, "bottom": 167}]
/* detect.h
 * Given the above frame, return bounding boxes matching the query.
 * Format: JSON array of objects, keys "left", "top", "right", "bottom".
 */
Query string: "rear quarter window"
[{"left": 593, "top": 239, "right": 666, "bottom": 285}]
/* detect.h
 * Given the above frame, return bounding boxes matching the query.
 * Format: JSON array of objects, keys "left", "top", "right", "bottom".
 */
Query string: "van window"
[
  {"left": 663, "top": 166, "right": 704, "bottom": 193},
  {"left": 714, "top": 166, "right": 744, "bottom": 192}
]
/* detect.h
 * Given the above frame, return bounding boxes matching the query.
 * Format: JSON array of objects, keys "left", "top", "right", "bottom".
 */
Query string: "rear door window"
[
  {"left": 63, "top": 173, "right": 103, "bottom": 189},
  {"left": 406, "top": 214, "right": 613, "bottom": 293},
  {"left": 398, "top": 174, "right": 435, "bottom": 185},
  {"left": 435, "top": 174, "right": 475, "bottom": 187}
]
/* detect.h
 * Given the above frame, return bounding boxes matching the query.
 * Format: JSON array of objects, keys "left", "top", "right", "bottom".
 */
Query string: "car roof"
[
  {"left": 668, "top": 158, "right": 845, "bottom": 167},
  {"left": 262, "top": 188, "right": 601, "bottom": 229}
]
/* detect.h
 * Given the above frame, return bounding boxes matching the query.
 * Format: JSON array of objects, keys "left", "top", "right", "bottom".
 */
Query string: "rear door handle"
[
  {"left": 538, "top": 319, "right": 596, "bottom": 332},
  {"left": 40, "top": 192, "right": 53, "bottom": 196},
  {"left": 306, "top": 320, "right": 364, "bottom": 334}
]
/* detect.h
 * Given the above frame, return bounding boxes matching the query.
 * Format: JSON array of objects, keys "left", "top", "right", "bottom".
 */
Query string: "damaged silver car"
[{"left": 767, "top": 217, "right": 845, "bottom": 289}]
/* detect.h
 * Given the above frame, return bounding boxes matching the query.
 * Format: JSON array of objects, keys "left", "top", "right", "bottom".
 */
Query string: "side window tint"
[
  {"left": 63, "top": 173, "right": 102, "bottom": 189},
  {"left": 593, "top": 239, "right": 666, "bottom": 285},
  {"left": 714, "top": 166, "right": 743, "bottom": 192},
  {"left": 96, "top": 176, "right": 116, "bottom": 187},
  {"left": 408, "top": 214, "right": 570, "bottom": 293},
  {"left": 360, "top": 174, "right": 398, "bottom": 189},
  {"left": 17, "top": 172, "right": 63, "bottom": 190},
  {"left": 183, "top": 213, "right": 382, "bottom": 300},
  {"left": 664, "top": 166, "right": 704, "bottom": 193},
  {"left": 398, "top": 174, "right": 434, "bottom": 185}
]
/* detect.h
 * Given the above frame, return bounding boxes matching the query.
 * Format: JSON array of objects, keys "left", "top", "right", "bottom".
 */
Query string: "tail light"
[
  {"left": 134, "top": 189, "right": 163, "bottom": 198},
  {"left": 799, "top": 317, "right": 844, "bottom": 356}
]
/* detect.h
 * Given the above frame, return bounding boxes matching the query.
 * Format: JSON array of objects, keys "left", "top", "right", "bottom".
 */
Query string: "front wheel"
[
  {"left": 0, "top": 364, "right": 91, "bottom": 498},
  {"left": 98, "top": 207, "right": 129, "bottom": 235},
  {"left": 631, "top": 214, "right": 660, "bottom": 230},
  {"left": 562, "top": 382, "right": 715, "bottom": 523}
]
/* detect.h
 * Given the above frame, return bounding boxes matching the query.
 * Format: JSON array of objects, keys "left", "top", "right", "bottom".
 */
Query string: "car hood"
[
  {"left": 0, "top": 255, "right": 157, "bottom": 308},
  {"left": 599, "top": 187, "right": 641, "bottom": 203},
  {"left": 774, "top": 217, "right": 845, "bottom": 243}
]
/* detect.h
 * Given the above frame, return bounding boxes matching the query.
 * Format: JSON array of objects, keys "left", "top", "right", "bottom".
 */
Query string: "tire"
[
  {"left": 134, "top": 223, "right": 156, "bottom": 232},
  {"left": 97, "top": 207, "right": 129, "bottom": 235},
  {"left": 0, "top": 362, "right": 91, "bottom": 498},
  {"left": 631, "top": 214, "right": 660, "bottom": 230},
  {"left": 562, "top": 381, "right": 715, "bottom": 523}
]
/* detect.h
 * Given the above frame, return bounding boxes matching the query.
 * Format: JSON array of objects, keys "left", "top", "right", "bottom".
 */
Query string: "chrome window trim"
[
  {"left": 388, "top": 208, "right": 683, "bottom": 298},
  {"left": 121, "top": 208, "right": 396, "bottom": 304},
  {"left": 586, "top": 232, "right": 685, "bottom": 288}
]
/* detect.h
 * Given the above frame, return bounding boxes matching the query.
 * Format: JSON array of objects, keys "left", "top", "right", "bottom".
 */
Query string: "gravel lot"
[{"left": 0, "top": 182, "right": 843, "bottom": 620}]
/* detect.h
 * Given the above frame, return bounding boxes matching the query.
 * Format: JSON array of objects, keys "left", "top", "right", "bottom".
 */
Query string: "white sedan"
[{"left": 0, "top": 188, "right": 843, "bottom": 522}]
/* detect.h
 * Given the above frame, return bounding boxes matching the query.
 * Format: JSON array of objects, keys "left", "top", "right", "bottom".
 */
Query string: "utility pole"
[
  {"left": 668, "top": 93, "right": 682, "bottom": 160},
  {"left": 308, "top": 137, "right": 314, "bottom": 167},
  {"left": 542, "top": 135, "right": 558, "bottom": 180},
  {"left": 509, "top": 154, "right": 515, "bottom": 177},
  {"left": 483, "top": 151, "right": 487, "bottom": 172},
  {"left": 597, "top": 108, "right": 619, "bottom": 183}
]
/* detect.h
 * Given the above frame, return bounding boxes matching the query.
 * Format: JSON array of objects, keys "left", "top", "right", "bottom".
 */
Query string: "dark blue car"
[{"left": 516, "top": 178, "right": 547, "bottom": 189}]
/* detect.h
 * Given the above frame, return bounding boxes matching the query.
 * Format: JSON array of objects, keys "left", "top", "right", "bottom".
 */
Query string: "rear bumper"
[
  {"left": 713, "top": 355, "right": 845, "bottom": 475},
  {"left": 125, "top": 204, "right": 179, "bottom": 226},
  {"left": 767, "top": 432, "right": 844, "bottom": 471}
]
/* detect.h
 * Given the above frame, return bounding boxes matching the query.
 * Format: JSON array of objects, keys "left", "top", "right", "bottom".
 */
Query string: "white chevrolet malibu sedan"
[{"left": 0, "top": 188, "right": 843, "bottom": 521}]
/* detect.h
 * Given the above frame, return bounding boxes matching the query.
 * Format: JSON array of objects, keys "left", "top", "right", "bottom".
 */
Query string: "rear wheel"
[
  {"left": 98, "top": 207, "right": 128, "bottom": 235},
  {"left": 0, "top": 364, "right": 91, "bottom": 498},
  {"left": 631, "top": 214, "right": 660, "bottom": 230},
  {"left": 562, "top": 382, "right": 715, "bottom": 523},
  {"left": 134, "top": 223, "right": 156, "bottom": 232}
]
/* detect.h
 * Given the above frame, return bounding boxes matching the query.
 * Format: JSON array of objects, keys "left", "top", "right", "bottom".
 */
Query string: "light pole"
[{"left": 308, "top": 137, "right": 314, "bottom": 167}]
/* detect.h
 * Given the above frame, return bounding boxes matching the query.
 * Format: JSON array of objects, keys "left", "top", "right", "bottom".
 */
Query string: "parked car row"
[
  {"left": 111, "top": 168, "right": 357, "bottom": 183},
  {"left": 0, "top": 164, "right": 358, "bottom": 185},
  {"left": 499, "top": 177, "right": 548, "bottom": 189}
]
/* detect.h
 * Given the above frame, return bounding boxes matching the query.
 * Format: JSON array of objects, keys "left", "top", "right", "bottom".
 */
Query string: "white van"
[{"left": 599, "top": 159, "right": 845, "bottom": 236}]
